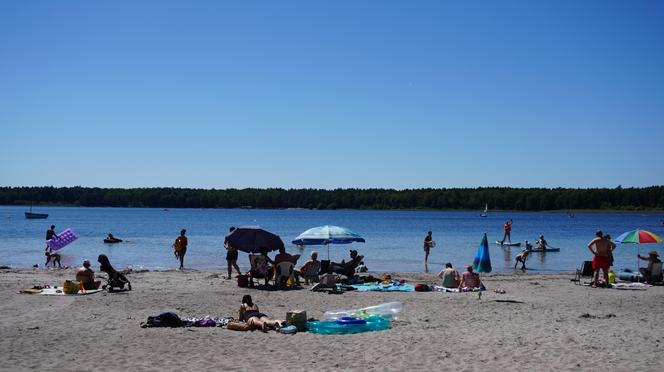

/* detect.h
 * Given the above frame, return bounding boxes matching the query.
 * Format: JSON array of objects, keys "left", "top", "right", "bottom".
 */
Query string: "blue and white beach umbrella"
[
  {"left": 292, "top": 225, "right": 365, "bottom": 259},
  {"left": 472, "top": 233, "right": 492, "bottom": 273}
]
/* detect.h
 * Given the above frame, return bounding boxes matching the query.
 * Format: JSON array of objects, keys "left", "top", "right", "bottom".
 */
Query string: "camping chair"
[
  {"left": 274, "top": 261, "right": 296, "bottom": 289},
  {"left": 573, "top": 261, "right": 593, "bottom": 285},
  {"left": 311, "top": 273, "right": 338, "bottom": 292},
  {"left": 330, "top": 255, "right": 365, "bottom": 278},
  {"left": 247, "top": 254, "right": 270, "bottom": 287},
  {"left": 319, "top": 260, "right": 331, "bottom": 275},
  {"left": 301, "top": 260, "right": 321, "bottom": 285}
]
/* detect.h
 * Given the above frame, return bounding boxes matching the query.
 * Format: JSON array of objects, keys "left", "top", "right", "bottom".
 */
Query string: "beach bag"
[
  {"left": 226, "top": 321, "right": 251, "bottom": 331},
  {"left": 63, "top": 280, "right": 80, "bottom": 294},
  {"left": 237, "top": 274, "right": 248, "bottom": 288},
  {"left": 415, "top": 283, "right": 431, "bottom": 292},
  {"left": 144, "top": 312, "right": 183, "bottom": 328}
]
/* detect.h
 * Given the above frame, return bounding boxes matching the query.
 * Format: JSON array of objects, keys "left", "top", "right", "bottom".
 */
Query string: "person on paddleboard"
[
  {"left": 536, "top": 235, "right": 548, "bottom": 251},
  {"left": 500, "top": 219, "right": 513, "bottom": 244}
]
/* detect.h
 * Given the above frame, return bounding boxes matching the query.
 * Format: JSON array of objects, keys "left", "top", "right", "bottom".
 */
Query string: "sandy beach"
[{"left": 1, "top": 268, "right": 663, "bottom": 372}]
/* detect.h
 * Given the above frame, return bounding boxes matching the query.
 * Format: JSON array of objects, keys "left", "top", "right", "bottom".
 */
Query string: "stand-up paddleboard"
[
  {"left": 494, "top": 241, "right": 521, "bottom": 247},
  {"left": 47, "top": 228, "right": 78, "bottom": 251},
  {"left": 530, "top": 247, "right": 560, "bottom": 252}
]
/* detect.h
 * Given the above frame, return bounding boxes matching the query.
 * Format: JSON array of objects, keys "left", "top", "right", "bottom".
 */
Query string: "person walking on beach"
[
  {"left": 173, "top": 229, "right": 188, "bottom": 271},
  {"left": 224, "top": 227, "right": 241, "bottom": 279},
  {"left": 587, "top": 230, "right": 615, "bottom": 287},
  {"left": 44, "top": 225, "right": 61, "bottom": 268},
  {"left": 423, "top": 231, "right": 434, "bottom": 266},
  {"left": 501, "top": 219, "right": 513, "bottom": 244}
]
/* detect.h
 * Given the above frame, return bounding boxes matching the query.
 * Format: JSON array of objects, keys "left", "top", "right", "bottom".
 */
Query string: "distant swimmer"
[{"left": 500, "top": 219, "right": 513, "bottom": 244}]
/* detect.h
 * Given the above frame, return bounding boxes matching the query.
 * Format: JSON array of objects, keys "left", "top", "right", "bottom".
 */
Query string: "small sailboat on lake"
[
  {"left": 25, "top": 205, "right": 48, "bottom": 219},
  {"left": 480, "top": 203, "right": 488, "bottom": 218}
]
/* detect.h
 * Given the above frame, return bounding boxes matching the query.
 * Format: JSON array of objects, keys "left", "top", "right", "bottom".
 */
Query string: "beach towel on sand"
[
  {"left": 40, "top": 287, "right": 103, "bottom": 296},
  {"left": 433, "top": 286, "right": 485, "bottom": 293},
  {"left": 350, "top": 283, "right": 415, "bottom": 292}
]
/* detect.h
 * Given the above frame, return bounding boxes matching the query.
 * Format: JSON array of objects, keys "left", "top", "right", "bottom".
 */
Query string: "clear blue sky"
[{"left": 1, "top": 1, "right": 663, "bottom": 189}]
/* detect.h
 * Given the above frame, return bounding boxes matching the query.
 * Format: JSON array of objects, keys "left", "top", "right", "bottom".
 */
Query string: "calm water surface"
[{"left": 1, "top": 206, "right": 663, "bottom": 273}]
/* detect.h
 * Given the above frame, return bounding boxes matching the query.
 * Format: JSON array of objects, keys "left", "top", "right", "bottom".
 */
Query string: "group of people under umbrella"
[{"left": 222, "top": 225, "right": 366, "bottom": 287}]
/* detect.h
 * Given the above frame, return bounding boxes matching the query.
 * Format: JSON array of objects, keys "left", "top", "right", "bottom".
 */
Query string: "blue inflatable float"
[{"left": 307, "top": 315, "right": 390, "bottom": 335}]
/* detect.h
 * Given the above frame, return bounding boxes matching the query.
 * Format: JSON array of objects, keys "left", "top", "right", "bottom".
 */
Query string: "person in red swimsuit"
[{"left": 587, "top": 230, "right": 615, "bottom": 288}]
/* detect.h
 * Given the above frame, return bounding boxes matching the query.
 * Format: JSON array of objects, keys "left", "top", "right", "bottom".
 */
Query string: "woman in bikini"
[
  {"left": 238, "top": 295, "right": 285, "bottom": 332},
  {"left": 459, "top": 265, "right": 483, "bottom": 291}
]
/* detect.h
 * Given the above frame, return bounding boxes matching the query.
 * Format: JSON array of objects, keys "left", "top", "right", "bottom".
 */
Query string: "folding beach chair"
[
  {"left": 247, "top": 254, "right": 270, "bottom": 287},
  {"left": 573, "top": 261, "right": 593, "bottom": 284}
]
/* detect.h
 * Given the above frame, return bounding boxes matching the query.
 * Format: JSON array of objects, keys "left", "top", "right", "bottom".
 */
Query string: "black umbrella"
[{"left": 224, "top": 226, "right": 284, "bottom": 253}]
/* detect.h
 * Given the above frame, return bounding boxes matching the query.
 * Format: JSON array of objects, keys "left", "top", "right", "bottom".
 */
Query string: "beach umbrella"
[
  {"left": 614, "top": 229, "right": 663, "bottom": 269},
  {"left": 292, "top": 225, "right": 365, "bottom": 259},
  {"left": 224, "top": 226, "right": 284, "bottom": 254},
  {"left": 472, "top": 233, "right": 492, "bottom": 273}
]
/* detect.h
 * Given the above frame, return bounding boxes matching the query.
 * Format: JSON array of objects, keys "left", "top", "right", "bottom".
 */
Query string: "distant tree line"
[{"left": 1, "top": 186, "right": 663, "bottom": 211}]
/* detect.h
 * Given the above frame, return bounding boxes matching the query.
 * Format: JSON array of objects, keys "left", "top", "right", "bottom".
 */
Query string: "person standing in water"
[
  {"left": 44, "top": 225, "right": 61, "bottom": 268},
  {"left": 501, "top": 219, "right": 513, "bottom": 244},
  {"left": 224, "top": 227, "right": 241, "bottom": 279},
  {"left": 423, "top": 231, "right": 434, "bottom": 267},
  {"left": 173, "top": 229, "right": 188, "bottom": 271}
]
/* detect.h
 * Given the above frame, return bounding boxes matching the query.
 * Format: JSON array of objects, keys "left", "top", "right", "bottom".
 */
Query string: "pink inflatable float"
[{"left": 47, "top": 228, "right": 78, "bottom": 251}]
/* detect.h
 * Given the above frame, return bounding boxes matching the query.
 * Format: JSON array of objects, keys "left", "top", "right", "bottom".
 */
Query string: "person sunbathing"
[
  {"left": 638, "top": 251, "right": 662, "bottom": 284},
  {"left": 330, "top": 250, "right": 364, "bottom": 278},
  {"left": 437, "top": 262, "right": 460, "bottom": 288},
  {"left": 459, "top": 265, "right": 483, "bottom": 291},
  {"left": 75, "top": 260, "right": 101, "bottom": 290},
  {"left": 238, "top": 295, "right": 285, "bottom": 332},
  {"left": 295, "top": 251, "right": 321, "bottom": 285}
]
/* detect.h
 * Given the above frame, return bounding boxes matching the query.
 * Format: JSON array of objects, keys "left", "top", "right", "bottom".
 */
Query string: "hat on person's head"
[
  {"left": 310, "top": 251, "right": 318, "bottom": 259},
  {"left": 649, "top": 251, "right": 659, "bottom": 256},
  {"left": 83, "top": 259, "right": 90, "bottom": 266}
]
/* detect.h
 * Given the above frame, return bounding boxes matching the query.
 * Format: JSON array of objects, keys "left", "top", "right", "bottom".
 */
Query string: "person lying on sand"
[
  {"left": 437, "top": 262, "right": 460, "bottom": 288},
  {"left": 76, "top": 260, "right": 101, "bottom": 290},
  {"left": 238, "top": 295, "right": 285, "bottom": 332}
]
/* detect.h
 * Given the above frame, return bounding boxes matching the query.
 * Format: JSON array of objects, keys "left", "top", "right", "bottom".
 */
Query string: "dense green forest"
[{"left": 1, "top": 186, "right": 663, "bottom": 211}]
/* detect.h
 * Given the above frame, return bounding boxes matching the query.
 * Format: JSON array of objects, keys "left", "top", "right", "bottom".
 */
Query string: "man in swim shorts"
[{"left": 587, "top": 230, "right": 615, "bottom": 287}]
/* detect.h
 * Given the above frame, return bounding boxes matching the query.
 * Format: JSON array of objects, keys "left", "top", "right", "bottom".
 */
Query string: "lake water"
[{"left": 1, "top": 206, "right": 663, "bottom": 273}]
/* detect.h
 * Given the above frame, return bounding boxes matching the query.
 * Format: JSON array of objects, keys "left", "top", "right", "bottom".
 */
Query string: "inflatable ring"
[{"left": 336, "top": 317, "right": 367, "bottom": 325}]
